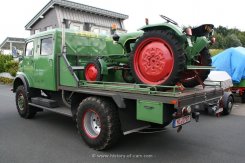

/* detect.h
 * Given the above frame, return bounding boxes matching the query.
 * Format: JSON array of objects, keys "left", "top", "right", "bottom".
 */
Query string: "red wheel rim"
[
  {"left": 134, "top": 37, "right": 174, "bottom": 85},
  {"left": 85, "top": 63, "right": 98, "bottom": 81}
]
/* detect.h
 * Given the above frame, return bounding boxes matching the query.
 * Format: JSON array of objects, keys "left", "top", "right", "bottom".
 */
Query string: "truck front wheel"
[
  {"left": 15, "top": 85, "right": 36, "bottom": 119},
  {"left": 76, "top": 97, "right": 122, "bottom": 150}
]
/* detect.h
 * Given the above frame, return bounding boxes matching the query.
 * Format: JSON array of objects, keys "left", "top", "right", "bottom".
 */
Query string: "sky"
[{"left": 0, "top": 0, "right": 244, "bottom": 43}]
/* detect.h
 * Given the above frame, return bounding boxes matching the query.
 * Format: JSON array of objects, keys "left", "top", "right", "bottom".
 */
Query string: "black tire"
[
  {"left": 84, "top": 60, "right": 103, "bottom": 81},
  {"left": 223, "top": 95, "right": 234, "bottom": 115},
  {"left": 181, "top": 48, "right": 212, "bottom": 88},
  {"left": 15, "top": 85, "right": 37, "bottom": 119},
  {"left": 76, "top": 97, "right": 122, "bottom": 150},
  {"left": 130, "top": 30, "right": 185, "bottom": 86}
]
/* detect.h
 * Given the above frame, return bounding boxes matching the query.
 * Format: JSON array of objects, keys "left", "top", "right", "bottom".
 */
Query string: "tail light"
[{"left": 185, "top": 28, "right": 192, "bottom": 36}]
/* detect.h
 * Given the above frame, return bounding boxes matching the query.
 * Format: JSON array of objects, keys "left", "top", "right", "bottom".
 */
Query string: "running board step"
[
  {"left": 29, "top": 103, "right": 72, "bottom": 117},
  {"left": 31, "top": 97, "right": 59, "bottom": 108}
]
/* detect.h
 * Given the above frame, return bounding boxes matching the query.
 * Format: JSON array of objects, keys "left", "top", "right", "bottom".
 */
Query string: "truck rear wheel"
[
  {"left": 130, "top": 30, "right": 185, "bottom": 86},
  {"left": 15, "top": 85, "right": 36, "bottom": 119},
  {"left": 76, "top": 97, "right": 122, "bottom": 150}
]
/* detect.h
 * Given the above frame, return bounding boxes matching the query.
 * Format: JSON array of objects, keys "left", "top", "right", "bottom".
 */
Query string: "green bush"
[
  {"left": 0, "top": 54, "right": 13, "bottom": 73},
  {"left": 0, "top": 77, "right": 13, "bottom": 84},
  {"left": 4, "top": 60, "right": 19, "bottom": 77}
]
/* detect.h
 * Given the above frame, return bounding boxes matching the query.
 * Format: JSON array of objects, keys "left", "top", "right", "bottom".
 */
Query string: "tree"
[{"left": 225, "top": 34, "right": 242, "bottom": 48}]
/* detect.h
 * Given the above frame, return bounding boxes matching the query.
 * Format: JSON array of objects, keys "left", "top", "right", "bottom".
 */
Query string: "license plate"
[{"left": 172, "top": 115, "right": 191, "bottom": 128}]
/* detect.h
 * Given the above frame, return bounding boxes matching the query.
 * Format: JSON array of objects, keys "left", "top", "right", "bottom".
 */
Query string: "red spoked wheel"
[
  {"left": 84, "top": 61, "right": 102, "bottom": 81},
  {"left": 130, "top": 30, "right": 185, "bottom": 86},
  {"left": 180, "top": 48, "right": 211, "bottom": 88}
]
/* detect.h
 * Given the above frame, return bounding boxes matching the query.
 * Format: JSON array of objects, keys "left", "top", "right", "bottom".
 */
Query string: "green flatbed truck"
[{"left": 13, "top": 18, "right": 223, "bottom": 150}]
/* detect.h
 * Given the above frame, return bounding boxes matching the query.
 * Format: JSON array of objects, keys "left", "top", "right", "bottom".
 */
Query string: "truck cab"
[{"left": 20, "top": 30, "right": 57, "bottom": 91}]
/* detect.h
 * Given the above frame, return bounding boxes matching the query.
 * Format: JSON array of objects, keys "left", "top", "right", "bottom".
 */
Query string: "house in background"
[
  {"left": 0, "top": 37, "right": 25, "bottom": 56},
  {"left": 25, "top": 0, "right": 128, "bottom": 35},
  {"left": 0, "top": 0, "right": 128, "bottom": 56}
]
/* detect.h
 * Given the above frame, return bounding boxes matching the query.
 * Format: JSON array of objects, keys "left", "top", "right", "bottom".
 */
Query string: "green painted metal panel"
[
  {"left": 98, "top": 58, "right": 108, "bottom": 75},
  {"left": 59, "top": 57, "right": 77, "bottom": 87},
  {"left": 22, "top": 54, "right": 35, "bottom": 87},
  {"left": 118, "top": 32, "right": 143, "bottom": 45},
  {"left": 33, "top": 35, "right": 57, "bottom": 91},
  {"left": 186, "top": 37, "right": 210, "bottom": 61},
  {"left": 137, "top": 100, "right": 163, "bottom": 124},
  {"left": 138, "top": 23, "right": 184, "bottom": 36}
]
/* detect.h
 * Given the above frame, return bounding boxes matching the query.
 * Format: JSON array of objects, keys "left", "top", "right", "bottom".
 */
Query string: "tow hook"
[{"left": 192, "top": 112, "right": 200, "bottom": 122}]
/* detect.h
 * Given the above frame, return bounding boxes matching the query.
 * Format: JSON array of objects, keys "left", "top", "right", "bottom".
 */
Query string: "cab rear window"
[{"left": 40, "top": 37, "right": 53, "bottom": 55}]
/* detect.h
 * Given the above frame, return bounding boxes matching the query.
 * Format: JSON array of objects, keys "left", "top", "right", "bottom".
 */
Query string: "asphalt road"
[{"left": 1, "top": 84, "right": 245, "bottom": 163}]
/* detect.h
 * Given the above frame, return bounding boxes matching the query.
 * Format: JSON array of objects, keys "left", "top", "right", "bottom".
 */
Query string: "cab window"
[
  {"left": 25, "top": 42, "right": 33, "bottom": 56},
  {"left": 40, "top": 37, "right": 53, "bottom": 55}
]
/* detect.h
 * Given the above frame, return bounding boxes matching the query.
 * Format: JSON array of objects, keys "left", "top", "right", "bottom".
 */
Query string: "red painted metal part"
[
  {"left": 85, "top": 63, "right": 98, "bottom": 81},
  {"left": 134, "top": 37, "right": 174, "bottom": 85},
  {"left": 82, "top": 109, "right": 101, "bottom": 139}
]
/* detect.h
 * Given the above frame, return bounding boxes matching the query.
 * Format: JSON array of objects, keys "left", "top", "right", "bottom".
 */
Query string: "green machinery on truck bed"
[{"left": 13, "top": 16, "right": 222, "bottom": 150}]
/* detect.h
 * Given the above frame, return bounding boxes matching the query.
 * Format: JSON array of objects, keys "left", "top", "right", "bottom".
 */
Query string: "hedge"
[{"left": 0, "top": 54, "right": 13, "bottom": 73}]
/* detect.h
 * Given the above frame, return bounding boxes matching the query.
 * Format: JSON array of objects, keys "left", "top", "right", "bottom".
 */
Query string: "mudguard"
[
  {"left": 138, "top": 23, "right": 184, "bottom": 36},
  {"left": 13, "top": 74, "right": 30, "bottom": 93}
]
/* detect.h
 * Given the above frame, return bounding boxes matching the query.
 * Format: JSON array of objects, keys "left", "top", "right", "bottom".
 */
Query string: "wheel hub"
[
  {"left": 83, "top": 110, "right": 101, "bottom": 138},
  {"left": 17, "top": 94, "right": 25, "bottom": 111},
  {"left": 134, "top": 38, "right": 174, "bottom": 84},
  {"left": 228, "top": 101, "right": 233, "bottom": 109}
]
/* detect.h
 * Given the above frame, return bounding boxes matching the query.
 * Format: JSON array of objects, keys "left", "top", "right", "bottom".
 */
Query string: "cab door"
[
  {"left": 34, "top": 35, "right": 56, "bottom": 90},
  {"left": 22, "top": 40, "right": 36, "bottom": 86}
]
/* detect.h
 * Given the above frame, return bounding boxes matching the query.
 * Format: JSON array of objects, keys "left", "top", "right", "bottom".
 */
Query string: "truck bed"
[{"left": 58, "top": 81, "right": 223, "bottom": 109}]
